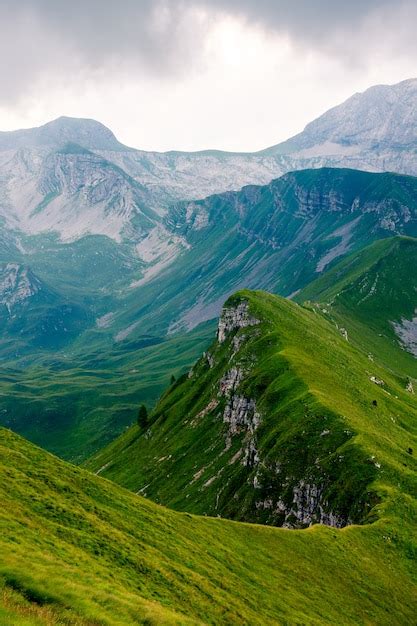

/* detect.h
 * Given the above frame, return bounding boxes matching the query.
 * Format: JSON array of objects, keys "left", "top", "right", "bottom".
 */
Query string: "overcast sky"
[{"left": 0, "top": 1, "right": 416, "bottom": 151}]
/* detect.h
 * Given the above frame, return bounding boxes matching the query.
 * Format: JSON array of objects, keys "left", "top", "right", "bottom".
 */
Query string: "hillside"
[
  {"left": 119, "top": 167, "right": 417, "bottom": 337},
  {"left": 297, "top": 236, "right": 417, "bottom": 379},
  {"left": 0, "top": 77, "right": 416, "bottom": 462},
  {"left": 5, "top": 166, "right": 417, "bottom": 461},
  {"left": 87, "top": 291, "right": 416, "bottom": 532},
  {"left": 1, "top": 425, "right": 416, "bottom": 625}
]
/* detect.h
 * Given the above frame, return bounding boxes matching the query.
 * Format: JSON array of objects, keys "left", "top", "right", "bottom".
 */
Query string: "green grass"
[
  {"left": 87, "top": 290, "right": 416, "bottom": 527},
  {"left": 297, "top": 236, "right": 417, "bottom": 379},
  {"left": 0, "top": 321, "right": 214, "bottom": 462},
  {"left": 0, "top": 426, "right": 416, "bottom": 625}
]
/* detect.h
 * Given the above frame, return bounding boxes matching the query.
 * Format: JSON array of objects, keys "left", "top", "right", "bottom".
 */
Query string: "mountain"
[
  {"left": 3, "top": 167, "right": 417, "bottom": 461},
  {"left": 87, "top": 290, "right": 416, "bottom": 527},
  {"left": 114, "top": 168, "right": 417, "bottom": 337},
  {"left": 0, "top": 116, "right": 126, "bottom": 152},
  {"left": 1, "top": 78, "right": 417, "bottom": 245},
  {"left": 297, "top": 236, "right": 417, "bottom": 378},
  {"left": 263, "top": 78, "right": 417, "bottom": 162},
  {"left": 0, "top": 77, "right": 417, "bottom": 460},
  {"left": 0, "top": 262, "right": 91, "bottom": 354},
  {"left": 1, "top": 374, "right": 416, "bottom": 624}
]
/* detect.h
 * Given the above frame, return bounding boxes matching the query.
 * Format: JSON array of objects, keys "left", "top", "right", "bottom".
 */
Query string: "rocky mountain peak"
[
  {"left": 264, "top": 77, "right": 417, "bottom": 155},
  {"left": 0, "top": 116, "right": 126, "bottom": 152}
]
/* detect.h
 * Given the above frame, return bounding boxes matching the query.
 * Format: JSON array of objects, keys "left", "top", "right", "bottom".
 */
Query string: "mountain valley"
[{"left": 0, "top": 77, "right": 416, "bottom": 625}]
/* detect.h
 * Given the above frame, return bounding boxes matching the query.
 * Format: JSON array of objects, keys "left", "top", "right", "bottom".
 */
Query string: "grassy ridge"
[
  {"left": 1, "top": 427, "right": 416, "bottom": 625},
  {"left": 87, "top": 290, "right": 417, "bottom": 524}
]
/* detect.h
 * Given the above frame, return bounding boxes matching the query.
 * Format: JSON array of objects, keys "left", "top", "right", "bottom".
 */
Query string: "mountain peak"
[
  {"left": 263, "top": 76, "right": 417, "bottom": 156},
  {"left": 0, "top": 116, "right": 127, "bottom": 152}
]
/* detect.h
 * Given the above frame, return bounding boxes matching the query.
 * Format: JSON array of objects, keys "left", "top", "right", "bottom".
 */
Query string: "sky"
[{"left": 0, "top": 1, "right": 416, "bottom": 152}]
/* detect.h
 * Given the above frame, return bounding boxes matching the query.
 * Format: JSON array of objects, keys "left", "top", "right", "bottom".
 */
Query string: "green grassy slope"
[
  {"left": 297, "top": 236, "right": 417, "bottom": 379},
  {"left": 115, "top": 168, "right": 417, "bottom": 339},
  {"left": 3, "top": 168, "right": 417, "bottom": 461},
  {"left": 87, "top": 291, "right": 416, "bottom": 532},
  {"left": 0, "top": 321, "right": 214, "bottom": 462},
  {"left": 1, "top": 427, "right": 416, "bottom": 625}
]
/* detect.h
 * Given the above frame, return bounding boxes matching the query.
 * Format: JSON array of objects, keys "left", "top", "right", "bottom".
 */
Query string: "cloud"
[
  {"left": 202, "top": 0, "right": 417, "bottom": 63},
  {"left": 0, "top": 1, "right": 212, "bottom": 102},
  {"left": 0, "top": 0, "right": 416, "bottom": 104},
  {"left": 0, "top": 0, "right": 416, "bottom": 151}
]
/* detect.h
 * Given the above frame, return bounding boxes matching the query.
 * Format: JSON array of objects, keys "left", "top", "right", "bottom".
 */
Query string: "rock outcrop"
[{"left": 217, "top": 301, "right": 260, "bottom": 343}]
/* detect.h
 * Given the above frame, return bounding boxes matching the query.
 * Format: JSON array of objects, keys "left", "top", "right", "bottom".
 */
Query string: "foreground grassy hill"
[{"left": 1, "top": 426, "right": 416, "bottom": 625}]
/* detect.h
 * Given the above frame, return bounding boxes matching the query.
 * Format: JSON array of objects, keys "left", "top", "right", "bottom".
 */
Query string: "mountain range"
[
  {"left": 1, "top": 79, "right": 417, "bottom": 459},
  {"left": 0, "top": 77, "right": 417, "bottom": 625}
]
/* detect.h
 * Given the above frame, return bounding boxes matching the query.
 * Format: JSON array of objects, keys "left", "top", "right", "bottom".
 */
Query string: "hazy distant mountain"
[
  {"left": 0, "top": 116, "right": 125, "bottom": 152},
  {"left": 264, "top": 78, "right": 417, "bottom": 155},
  {"left": 0, "top": 78, "right": 416, "bottom": 246}
]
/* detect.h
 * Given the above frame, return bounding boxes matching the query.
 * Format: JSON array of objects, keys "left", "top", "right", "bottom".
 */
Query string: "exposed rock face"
[
  {"left": 219, "top": 367, "right": 244, "bottom": 397},
  {"left": 217, "top": 302, "right": 260, "bottom": 343},
  {"left": 211, "top": 298, "right": 353, "bottom": 528},
  {"left": 0, "top": 263, "right": 41, "bottom": 312},
  {"left": 392, "top": 312, "right": 417, "bottom": 357},
  {"left": 223, "top": 396, "right": 260, "bottom": 436},
  {"left": 219, "top": 366, "right": 261, "bottom": 462},
  {"left": 283, "top": 481, "right": 346, "bottom": 528}
]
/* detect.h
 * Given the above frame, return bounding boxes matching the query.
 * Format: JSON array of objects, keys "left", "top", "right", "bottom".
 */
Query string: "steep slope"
[
  {"left": 263, "top": 78, "right": 417, "bottom": 161},
  {"left": 87, "top": 291, "right": 417, "bottom": 532},
  {"left": 297, "top": 236, "right": 417, "bottom": 379},
  {"left": 0, "top": 142, "right": 159, "bottom": 242},
  {"left": 3, "top": 427, "right": 416, "bottom": 625},
  {"left": 3, "top": 168, "right": 417, "bottom": 461},
  {"left": 116, "top": 167, "right": 417, "bottom": 337}
]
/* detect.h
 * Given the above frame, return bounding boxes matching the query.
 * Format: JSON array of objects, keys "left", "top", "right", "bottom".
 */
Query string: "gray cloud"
[{"left": 0, "top": 0, "right": 416, "bottom": 103}]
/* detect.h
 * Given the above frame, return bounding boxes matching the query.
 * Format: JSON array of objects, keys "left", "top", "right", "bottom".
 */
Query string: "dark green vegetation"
[
  {"left": 2, "top": 168, "right": 417, "bottom": 460},
  {"left": 1, "top": 425, "right": 416, "bottom": 625}
]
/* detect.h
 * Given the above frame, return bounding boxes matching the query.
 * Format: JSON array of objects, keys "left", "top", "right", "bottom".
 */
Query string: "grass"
[
  {"left": 297, "top": 236, "right": 417, "bottom": 378},
  {"left": 87, "top": 290, "right": 417, "bottom": 526},
  {"left": 0, "top": 426, "right": 416, "bottom": 625},
  {"left": 0, "top": 321, "right": 214, "bottom": 462}
]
